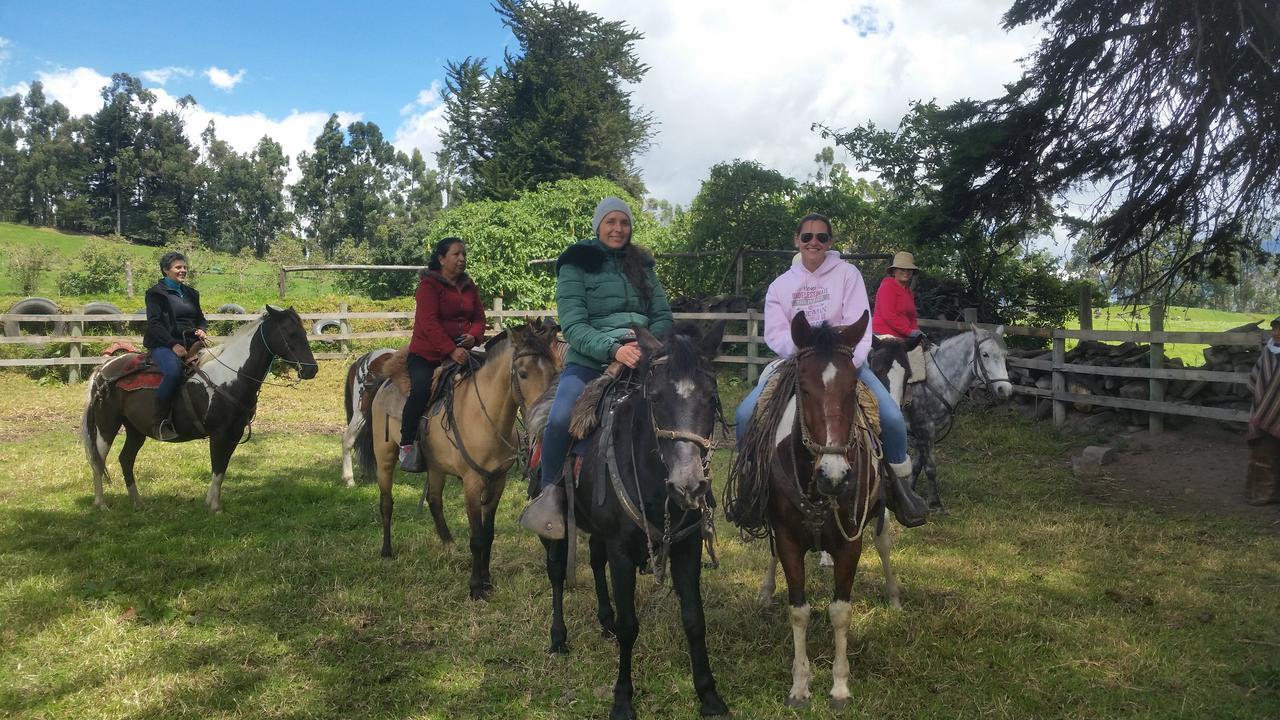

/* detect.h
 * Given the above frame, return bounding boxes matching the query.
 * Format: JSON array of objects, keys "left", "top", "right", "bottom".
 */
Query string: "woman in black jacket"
[{"left": 143, "top": 251, "right": 208, "bottom": 440}]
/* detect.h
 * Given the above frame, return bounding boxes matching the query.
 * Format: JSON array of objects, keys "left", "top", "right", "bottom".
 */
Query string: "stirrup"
[
  {"left": 399, "top": 443, "right": 427, "bottom": 473},
  {"left": 154, "top": 418, "right": 178, "bottom": 441},
  {"left": 519, "top": 484, "right": 566, "bottom": 540}
]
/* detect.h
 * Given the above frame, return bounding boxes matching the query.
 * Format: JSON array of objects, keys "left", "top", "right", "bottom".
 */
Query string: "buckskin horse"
[
  {"left": 529, "top": 322, "right": 729, "bottom": 720},
  {"left": 726, "top": 310, "right": 884, "bottom": 710},
  {"left": 80, "top": 305, "right": 318, "bottom": 512},
  {"left": 358, "top": 319, "right": 559, "bottom": 600}
]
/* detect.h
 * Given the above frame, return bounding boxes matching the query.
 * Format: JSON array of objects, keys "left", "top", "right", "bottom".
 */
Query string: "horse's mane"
[
  {"left": 659, "top": 323, "right": 706, "bottom": 378},
  {"left": 726, "top": 360, "right": 797, "bottom": 537},
  {"left": 804, "top": 322, "right": 846, "bottom": 360},
  {"left": 197, "top": 314, "right": 263, "bottom": 367}
]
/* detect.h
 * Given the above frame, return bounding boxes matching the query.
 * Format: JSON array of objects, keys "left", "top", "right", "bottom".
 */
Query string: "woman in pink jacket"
[{"left": 734, "top": 214, "right": 928, "bottom": 527}]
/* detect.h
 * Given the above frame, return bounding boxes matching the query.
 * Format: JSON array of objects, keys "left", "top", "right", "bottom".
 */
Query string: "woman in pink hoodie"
[{"left": 734, "top": 214, "right": 928, "bottom": 527}]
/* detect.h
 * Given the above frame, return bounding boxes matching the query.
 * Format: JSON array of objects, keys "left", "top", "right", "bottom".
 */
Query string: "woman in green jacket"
[{"left": 520, "top": 197, "right": 673, "bottom": 540}]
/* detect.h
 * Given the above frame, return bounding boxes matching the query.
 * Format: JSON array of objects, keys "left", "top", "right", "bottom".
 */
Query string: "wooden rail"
[{"left": 2, "top": 302, "right": 1265, "bottom": 428}]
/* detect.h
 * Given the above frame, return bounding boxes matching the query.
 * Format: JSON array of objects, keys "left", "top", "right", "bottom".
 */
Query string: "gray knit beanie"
[{"left": 592, "top": 196, "right": 633, "bottom": 236}]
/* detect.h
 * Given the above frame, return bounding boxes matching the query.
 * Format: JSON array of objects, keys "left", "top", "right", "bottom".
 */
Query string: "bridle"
[
  {"left": 927, "top": 330, "right": 1010, "bottom": 409},
  {"left": 207, "top": 313, "right": 317, "bottom": 387}
]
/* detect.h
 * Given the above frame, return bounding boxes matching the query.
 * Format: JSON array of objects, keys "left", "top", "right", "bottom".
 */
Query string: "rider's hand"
[
  {"left": 450, "top": 347, "right": 470, "bottom": 365},
  {"left": 458, "top": 334, "right": 476, "bottom": 349},
  {"left": 172, "top": 344, "right": 187, "bottom": 358},
  {"left": 194, "top": 328, "right": 208, "bottom": 341},
  {"left": 614, "top": 343, "right": 642, "bottom": 368}
]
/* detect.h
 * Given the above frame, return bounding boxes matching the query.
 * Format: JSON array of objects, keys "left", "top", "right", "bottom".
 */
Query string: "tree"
[
  {"left": 438, "top": 0, "right": 654, "bottom": 200},
  {"left": 937, "top": 0, "right": 1280, "bottom": 299},
  {"left": 87, "top": 73, "right": 155, "bottom": 236}
]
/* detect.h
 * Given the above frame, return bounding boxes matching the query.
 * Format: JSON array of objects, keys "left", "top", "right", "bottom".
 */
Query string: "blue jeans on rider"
[
  {"left": 734, "top": 362, "right": 907, "bottom": 465},
  {"left": 151, "top": 346, "right": 183, "bottom": 402},
  {"left": 539, "top": 363, "right": 602, "bottom": 490}
]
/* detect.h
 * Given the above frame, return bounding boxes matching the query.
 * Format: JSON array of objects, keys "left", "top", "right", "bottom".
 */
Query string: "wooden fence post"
[
  {"left": 746, "top": 308, "right": 760, "bottom": 385},
  {"left": 1149, "top": 304, "right": 1165, "bottom": 434},
  {"left": 733, "top": 249, "right": 744, "bottom": 296},
  {"left": 963, "top": 307, "right": 978, "bottom": 324},
  {"left": 278, "top": 268, "right": 287, "bottom": 299},
  {"left": 337, "top": 301, "right": 350, "bottom": 355},
  {"left": 1078, "top": 286, "right": 1092, "bottom": 330},
  {"left": 124, "top": 261, "right": 134, "bottom": 298},
  {"left": 492, "top": 297, "right": 504, "bottom": 333},
  {"left": 68, "top": 318, "right": 82, "bottom": 383},
  {"left": 1052, "top": 331, "right": 1066, "bottom": 427}
]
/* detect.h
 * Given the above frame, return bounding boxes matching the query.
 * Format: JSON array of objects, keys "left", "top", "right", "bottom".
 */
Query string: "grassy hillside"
[
  {"left": 0, "top": 223, "right": 344, "bottom": 311},
  {"left": 1065, "top": 305, "right": 1267, "bottom": 366}
]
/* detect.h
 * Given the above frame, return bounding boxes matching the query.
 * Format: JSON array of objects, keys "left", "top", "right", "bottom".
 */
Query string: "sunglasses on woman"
[{"left": 799, "top": 232, "right": 831, "bottom": 243}]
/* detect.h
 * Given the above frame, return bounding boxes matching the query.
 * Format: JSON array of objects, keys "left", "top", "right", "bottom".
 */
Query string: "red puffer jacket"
[{"left": 408, "top": 270, "right": 486, "bottom": 361}]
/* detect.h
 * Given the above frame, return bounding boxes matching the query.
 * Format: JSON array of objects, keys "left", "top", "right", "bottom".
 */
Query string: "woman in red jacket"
[
  {"left": 872, "top": 251, "right": 929, "bottom": 394},
  {"left": 400, "top": 237, "right": 486, "bottom": 470}
]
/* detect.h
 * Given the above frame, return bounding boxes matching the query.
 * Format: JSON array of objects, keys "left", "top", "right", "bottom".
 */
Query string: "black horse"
[
  {"left": 530, "top": 322, "right": 730, "bottom": 720},
  {"left": 81, "top": 306, "right": 318, "bottom": 512}
]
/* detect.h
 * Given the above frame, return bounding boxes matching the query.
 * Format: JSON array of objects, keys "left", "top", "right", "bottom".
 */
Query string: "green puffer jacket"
[{"left": 555, "top": 238, "right": 674, "bottom": 370}]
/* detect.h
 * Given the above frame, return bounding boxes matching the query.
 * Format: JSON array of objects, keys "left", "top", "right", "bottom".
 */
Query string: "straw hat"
[{"left": 888, "top": 251, "right": 918, "bottom": 272}]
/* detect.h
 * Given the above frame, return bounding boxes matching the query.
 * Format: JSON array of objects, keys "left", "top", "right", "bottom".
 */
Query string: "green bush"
[
  {"left": 57, "top": 246, "right": 128, "bottom": 296},
  {"left": 7, "top": 245, "right": 50, "bottom": 295}
]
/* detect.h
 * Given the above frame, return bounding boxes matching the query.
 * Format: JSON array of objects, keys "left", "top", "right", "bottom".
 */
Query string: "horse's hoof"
[
  {"left": 380, "top": 549, "right": 394, "bottom": 560},
  {"left": 600, "top": 626, "right": 616, "bottom": 640},
  {"left": 888, "top": 598, "right": 903, "bottom": 611},
  {"left": 609, "top": 703, "right": 636, "bottom": 720},
  {"left": 469, "top": 586, "right": 493, "bottom": 601},
  {"left": 548, "top": 640, "right": 569, "bottom": 655},
  {"left": 785, "top": 695, "right": 810, "bottom": 709},
  {"left": 829, "top": 695, "right": 851, "bottom": 711},
  {"left": 931, "top": 505, "right": 949, "bottom": 516},
  {"left": 699, "top": 695, "right": 730, "bottom": 717}
]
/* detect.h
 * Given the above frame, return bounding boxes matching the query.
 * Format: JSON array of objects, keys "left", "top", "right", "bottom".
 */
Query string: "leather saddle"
[{"left": 98, "top": 341, "right": 208, "bottom": 392}]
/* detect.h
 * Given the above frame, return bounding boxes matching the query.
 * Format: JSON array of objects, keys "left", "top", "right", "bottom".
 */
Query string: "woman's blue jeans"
[
  {"left": 539, "top": 363, "right": 603, "bottom": 489},
  {"left": 150, "top": 346, "right": 183, "bottom": 402},
  {"left": 734, "top": 362, "right": 907, "bottom": 465}
]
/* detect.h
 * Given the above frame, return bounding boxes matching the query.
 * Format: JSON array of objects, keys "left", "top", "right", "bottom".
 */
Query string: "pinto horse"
[
  {"left": 359, "top": 320, "right": 559, "bottom": 599},
  {"left": 340, "top": 348, "right": 394, "bottom": 486},
  {"left": 80, "top": 306, "right": 318, "bottom": 512},
  {"left": 729, "top": 310, "right": 882, "bottom": 710},
  {"left": 531, "top": 323, "right": 729, "bottom": 720}
]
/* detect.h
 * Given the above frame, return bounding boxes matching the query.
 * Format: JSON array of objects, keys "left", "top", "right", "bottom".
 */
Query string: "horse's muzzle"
[
  {"left": 666, "top": 477, "right": 710, "bottom": 511},
  {"left": 299, "top": 364, "right": 319, "bottom": 380},
  {"left": 814, "top": 456, "right": 850, "bottom": 497}
]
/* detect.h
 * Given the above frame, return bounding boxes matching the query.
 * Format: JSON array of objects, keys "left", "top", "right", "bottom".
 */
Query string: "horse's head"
[
  {"left": 508, "top": 318, "right": 560, "bottom": 412},
  {"left": 263, "top": 306, "right": 318, "bottom": 380},
  {"left": 634, "top": 320, "right": 725, "bottom": 511},
  {"left": 972, "top": 324, "right": 1012, "bottom": 401},
  {"left": 791, "top": 310, "right": 869, "bottom": 497}
]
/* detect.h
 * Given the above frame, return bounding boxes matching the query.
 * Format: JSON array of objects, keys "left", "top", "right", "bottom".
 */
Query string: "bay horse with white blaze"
[
  {"left": 80, "top": 306, "right": 318, "bottom": 512},
  {"left": 727, "top": 310, "right": 883, "bottom": 710},
  {"left": 358, "top": 319, "right": 559, "bottom": 600},
  {"left": 530, "top": 322, "right": 729, "bottom": 720}
]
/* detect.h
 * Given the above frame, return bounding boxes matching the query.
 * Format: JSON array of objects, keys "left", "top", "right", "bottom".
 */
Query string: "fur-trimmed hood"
[
  {"left": 418, "top": 268, "right": 476, "bottom": 290},
  {"left": 555, "top": 239, "right": 654, "bottom": 274}
]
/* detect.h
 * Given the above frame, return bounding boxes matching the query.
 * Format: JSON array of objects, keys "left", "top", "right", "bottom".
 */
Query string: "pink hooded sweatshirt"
[{"left": 763, "top": 250, "right": 872, "bottom": 367}]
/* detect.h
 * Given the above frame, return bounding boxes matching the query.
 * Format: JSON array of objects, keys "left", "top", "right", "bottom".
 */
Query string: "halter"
[
  {"left": 926, "top": 330, "right": 1010, "bottom": 411},
  {"left": 787, "top": 344, "right": 882, "bottom": 545}
]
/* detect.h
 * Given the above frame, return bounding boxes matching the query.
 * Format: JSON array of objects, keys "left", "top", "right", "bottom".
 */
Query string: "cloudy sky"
[{"left": 0, "top": 0, "right": 1041, "bottom": 209}]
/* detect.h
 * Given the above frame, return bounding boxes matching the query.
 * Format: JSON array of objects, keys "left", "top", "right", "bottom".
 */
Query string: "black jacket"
[{"left": 143, "top": 281, "right": 208, "bottom": 350}]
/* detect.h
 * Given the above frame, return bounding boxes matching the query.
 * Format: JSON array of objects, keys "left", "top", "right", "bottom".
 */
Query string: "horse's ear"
[
  {"left": 838, "top": 310, "right": 869, "bottom": 349},
  {"left": 633, "top": 325, "right": 662, "bottom": 357},
  {"left": 871, "top": 335, "right": 886, "bottom": 350},
  {"left": 790, "top": 311, "right": 812, "bottom": 348},
  {"left": 995, "top": 324, "right": 1006, "bottom": 337},
  {"left": 700, "top": 320, "right": 726, "bottom": 359}
]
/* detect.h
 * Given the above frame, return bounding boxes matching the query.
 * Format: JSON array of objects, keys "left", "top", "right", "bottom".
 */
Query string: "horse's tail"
[
  {"left": 355, "top": 379, "right": 382, "bottom": 476},
  {"left": 80, "top": 369, "right": 113, "bottom": 478},
  {"left": 344, "top": 359, "right": 357, "bottom": 425}
]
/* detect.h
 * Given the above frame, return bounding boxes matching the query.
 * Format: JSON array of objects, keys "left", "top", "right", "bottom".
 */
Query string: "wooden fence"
[{"left": 1, "top": 301, "right": 1264, "bottom": 431}]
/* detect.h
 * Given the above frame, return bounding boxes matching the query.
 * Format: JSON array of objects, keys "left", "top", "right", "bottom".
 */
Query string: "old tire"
[
  {"left": 216, "top": 303, "right": 246, "bottom": 314},
  {"left": 313, "top": 319, "right": 342, "bottom": 335},
  {"left": 83, "top": 301, "right": 126, "bottom": 334},
  {"left": 4, "top": 297, "right": 65, "bottom": 337}
]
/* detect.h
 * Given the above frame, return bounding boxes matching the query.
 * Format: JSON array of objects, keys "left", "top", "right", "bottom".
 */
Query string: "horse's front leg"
[
  {"left": 424, "top": 468, "right": 454, "bottom": 547},
  {"left": 921, "top": 439, "right": 944, "bottom": 514},
  {"left": 376, "top": 440, "right": 396, "bottom": 558},
  {"left": 206, "top": 426, "right": 244, "bottom": 513},
  {"left": 589, "top": 534, "right": 616, "bottom": 638},
  {"left": 607, "top": 540, "right": 640, "bottom": 720},
  {"left": 873, "top": 509, "right": 902, "bottom": 609},
  {"left": 826, "top": 537, "right": 864, "bottom": 710},
  {"left": 463, "top": 471, "right": 503, "bottom": 600},
  {"left": 775, "top": 529, "right": 812, "bottom": 708},
  {"left": 541, "top": 537, "right": 570, "bottom": 654},
  {"left": 118, "top": 425, "right": 146, "bottom": 508},
  {"left": 669, "top": 533, "right": 729, "bottom": 718}
]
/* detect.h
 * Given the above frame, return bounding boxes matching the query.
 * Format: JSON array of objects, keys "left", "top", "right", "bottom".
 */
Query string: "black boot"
[
  {"left": 152, "top": 396, "right": 178, "bottom": 441},
  {"left": 399, "top": 442, "right": 427, "bottom": 473},
  {"left": 885, "top": 459, "right": 929, "bottom": 527}
]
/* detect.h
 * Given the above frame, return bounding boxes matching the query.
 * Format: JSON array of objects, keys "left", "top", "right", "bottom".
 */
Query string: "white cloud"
[
  {"left": 31, "top": 66, "right": 360, "bottom": 184},
  {"left": 2, "top": 81, "right": 27, "bottom": 97},
  {"left": 205, "top": 66, "right": 246, "bottom": 91},
  {"left": 576, "top": 0, "right": 1041, "bottom": 207},
  {"left": 140, "top": 66, "right": 193, "bottom": 85},
  {"left": 0, "top": 37, "right": 11, "bottom": 65},
  {"left": 393, "top": 80, "right": 448, "bottom": 163}
]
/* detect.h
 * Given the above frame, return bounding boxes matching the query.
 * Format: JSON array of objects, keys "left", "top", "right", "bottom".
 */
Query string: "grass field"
[
  {"left": 1064, "top": 305, "right": 1268, "bottom": 366},
  {"left": 1, "top": 365, "right": 1277, "bottom": 719}
]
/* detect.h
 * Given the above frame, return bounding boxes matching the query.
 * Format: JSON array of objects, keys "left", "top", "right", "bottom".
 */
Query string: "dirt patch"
[{"left": 1070, "top": 417, "right": 1280, "bottom": 529}]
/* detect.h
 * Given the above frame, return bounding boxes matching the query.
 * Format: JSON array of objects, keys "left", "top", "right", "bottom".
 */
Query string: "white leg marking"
[
  {"left": 758, "top": 554, "right": 777, "bottom": 605},
  {"left": 788, "top": 603, "right": 813, "bottom": 704},
  {"left": 774, "top": 396, "right": 796, "bottom": 446},
  {"left": 829, "top": 600, "right": 854, "bottom": 703},
  {"left": 341, "top": 415, "right": 362, "bottom": 487},
  {"left": 206, "top": 472, "right": 225, "bottom": 513},
  {"left": 874, "top": 509, "right": 902, "bottom": 609}
]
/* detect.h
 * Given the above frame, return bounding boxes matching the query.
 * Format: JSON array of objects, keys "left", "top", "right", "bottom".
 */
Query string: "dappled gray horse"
[{"left": 876, "top": 326, "right": 1012, "bottom": 513}]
